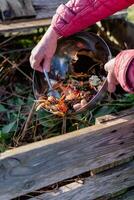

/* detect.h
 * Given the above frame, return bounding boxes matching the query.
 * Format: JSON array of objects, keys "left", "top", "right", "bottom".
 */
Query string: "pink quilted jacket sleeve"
[
  {"left": 51, "top": 0, "right": 134, "bottom": 37},
  {"left": 114, "top": 50, "right": 134, "bottom": 94}
]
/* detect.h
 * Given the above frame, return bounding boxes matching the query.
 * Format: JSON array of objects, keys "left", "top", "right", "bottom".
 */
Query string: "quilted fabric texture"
[
  {"left": 51, "top": 0, "right": 134, "bottom": 93},
  {"left": 51, "top": 0, "right": 134, "bottom": 37},
  {"left": 114, "top": 50, "right": 134, "bottom": 93}
]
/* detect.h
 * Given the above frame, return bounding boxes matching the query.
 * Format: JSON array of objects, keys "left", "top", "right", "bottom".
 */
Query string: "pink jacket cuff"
[{"left": 114, "top": 50, "right": 134, "bottom": 94}]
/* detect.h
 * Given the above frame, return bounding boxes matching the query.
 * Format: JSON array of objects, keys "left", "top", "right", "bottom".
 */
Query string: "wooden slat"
[
  {"left": 0, "top": 18, "right": 51, "bottom": 32},
  {"left": 95, "top": 107, "right": 134, "bottom": 125},
  {"left": 0, "top": 0, "right": 9, "bottom": 21},
  {"left": 9, "top": 0, "right": 36, "bottom": 18},
  {"left": 0, "top": 0, "right": 68, "bottom": 32},
  {"left": 113, "top": 189, "right": 134, "bottom": 200},
  {"left": 0, "top": 0, "right": 36, "bottom": 21},
  {"left": 30, "top": 161, "right": 134, "bottom": 200},
  {"left": 0, "top": 114, "right": 134, "bottom": 199},
  {"left": 33, "top": 0, "right": 68, "bottom": 19}
]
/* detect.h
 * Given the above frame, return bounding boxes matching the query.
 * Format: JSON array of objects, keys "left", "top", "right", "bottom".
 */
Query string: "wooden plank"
[
  {"left": 29, "top": 161, "right": 134, "bottom": 200},
  {"left": 0, "top": 0, "right": 68, "bottom": 32},
  {"left": 0, "top": 18, "right": 52, "bottom": 32},
  {"left": 0, "top": 115, "right": 134, "bottom": 199},
  {"left": 113, "top": 189, "right": 134, "bottom": 200},
  {"left": 0, "top": 0, "right": 9, "bottom": 21},
  {"left": 0, "top": 0, "right": 36, "bottom": 21},
  {"left": 0, "top": 0, "right": 68, "bottom": 21},
  {"left": 8, "top": 0, "right": 36, "bottom": 18},
  {"left": 30, "top": 187, "right": 134, "bottom": 200},
  {"left": 33, "top": 0, "right": 68, "bottom": 19},
  {"left": 95, "top": 107, "right": 134, "bottom": 125}
]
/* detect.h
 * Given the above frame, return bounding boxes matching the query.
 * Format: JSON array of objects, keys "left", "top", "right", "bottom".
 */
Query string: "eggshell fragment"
[
  {"left": 81, "top": 99, "right": 87, "bottom": 107},
  {"left": 73, "top": 103, "right": 81, "bottom": 110}
]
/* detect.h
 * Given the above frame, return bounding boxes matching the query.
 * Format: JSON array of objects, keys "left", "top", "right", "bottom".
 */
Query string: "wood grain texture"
[
  {"left": 8, "top": 0, "right": 36, "bottom": 17},
  {"left": 0, "top": 18, "right": 52, "bottom": 32},
  {"left": 95, "top": 108, "right": 134, "bottom": 125},
  {"left": 0, "top": 117, "right": 134, "bottom": 200},
  {"left": 33, "top": 0, "right": 68, "bottom": 19},
  {"left": 0, "top": 0, "right": 9, "bottom": 21},
  {"left": 113, "top": 189, "right": 134, "bottom": 200},
  {"left": 0, "top": 0, "right": 36, "bottom": 20},
  {"left": 30, "top": 161, "right": 134, "bottom": 200},
  {"left": 0, "top": 0, "right": 68, "bottom": 32}
]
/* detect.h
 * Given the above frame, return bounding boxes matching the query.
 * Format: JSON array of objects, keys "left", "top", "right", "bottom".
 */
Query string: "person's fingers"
[
  {"left": 107, "top": 81, "right": 116, "bottom": 93},
  {"left": 30, "top": 60, "right": 42, "bottom": 72},
  {"left": 104, "top": 58, "right": 119, "bottom": 93},
  {"left": 107, "top": 74, "right": 116, "bottom": 93},
  {"left": 35, "top": 65, "right": 43, "bottom": 72},
  {"left": 43, "top": 57, "right": 51, "bottom": 72},
  {"left": 104, "top": 58, "right": 115, "bottom": 72},
  {"left": 107, "top": 71, "right": 118, "bottom": 93},
  {"left": 30, "top": 53, "right": 38, "bottom": 68},
  {"left": 30, "top": 59, "right": 36, "bottom": 69},
  {"left": 30, "top": 53, "right": 43, "bottom": 72},
  {"left": 29, "top": 54, "right": 34, "bottom": 68}
]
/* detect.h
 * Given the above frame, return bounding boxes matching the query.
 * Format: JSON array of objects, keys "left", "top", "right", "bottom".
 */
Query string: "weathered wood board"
[
  {"left": 0, "top": 18, "right": 52, "bottom": 32},
  {"left": 113, "top": 189, "right": 134, "bottom": 200},
  {"left": 32, "top": 0, "right": 68, "bottom": 19},
  {"left": 95, "top": 107, "right": 134, "bottom": 125},
  {"left": 0, "top": 0, "right": 36, "bottom": 21},
  {"left": 0, "top": 0, "right": 68, "bottom": 21},
  {"left": 0, "top": 0, "right": 68, "bottom": 32},
  {"left": 0, "top": 114, "right": 134, "bottom": 200},
  {"left": 30, "top": 161, "right": 134, "bottom": 200}
]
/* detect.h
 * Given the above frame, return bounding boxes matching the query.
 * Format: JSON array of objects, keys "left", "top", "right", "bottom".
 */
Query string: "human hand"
[
  {"left": 104, "top": 58, "right": 119, "bottom": 93},
  {"left": 30, "top": 26, "right": 60, "bottom": 72}
]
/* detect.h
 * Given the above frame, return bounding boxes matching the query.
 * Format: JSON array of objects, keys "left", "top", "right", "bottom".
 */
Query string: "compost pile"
[
  {"left": 36, "top": 74, "right": 105, "bottom": 116},
  {"left": 35, "top": 48, "right": 107, "bottom": 116}
]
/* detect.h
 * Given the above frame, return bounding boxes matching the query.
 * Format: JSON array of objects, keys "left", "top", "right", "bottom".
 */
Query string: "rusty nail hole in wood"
[
  {"left": 111, "top": 129, "right": 117, "bottom": 133},
  {"left": 116, "top": 174, "right": 121, "bottom": 178},
  {"left": 117, "top": 153, "right": 125, "bottom": 157},
  {"left": 119, "top": 141, "right": 125, "bottom": 145}
]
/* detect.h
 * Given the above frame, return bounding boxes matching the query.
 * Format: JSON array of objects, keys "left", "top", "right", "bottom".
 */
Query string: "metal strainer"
[{"left": 33, "top": 32, "right": 112, "bottom": 115}]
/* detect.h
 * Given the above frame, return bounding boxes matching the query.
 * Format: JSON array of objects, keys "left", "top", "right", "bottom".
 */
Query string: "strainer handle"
[{"left": 43, "top": 70, "right": 53, "bottom": 90}]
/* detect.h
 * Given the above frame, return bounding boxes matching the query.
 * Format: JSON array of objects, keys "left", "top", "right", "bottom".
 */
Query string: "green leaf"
[
  {"left": 2, "top": 121, "right": 16, "bottom": 134},
  {"left": 27, "top": 96, "right": 34, "bottom": 105},
  {"left": 124, "top": 94, "right": 134, "bottom": 101},
  {"left": 0, "top": 144, "right": 7, "bottom": 153},
  {"left": 17, "top": 98, "right": 24, "bottom": 106},
  {"left": 0, "top": 130, "right": 8, "bottom": 141},
  {"left": 93, "top": 105, "right": 116, "bottom": 118},
  {"left": 0, "top": 104, "right": 7, "bottom": 112}
]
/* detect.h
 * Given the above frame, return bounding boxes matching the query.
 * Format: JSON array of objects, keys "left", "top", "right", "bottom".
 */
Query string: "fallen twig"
[{"left": 16, "top": 102, "right": 36, "bottom": 143}]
